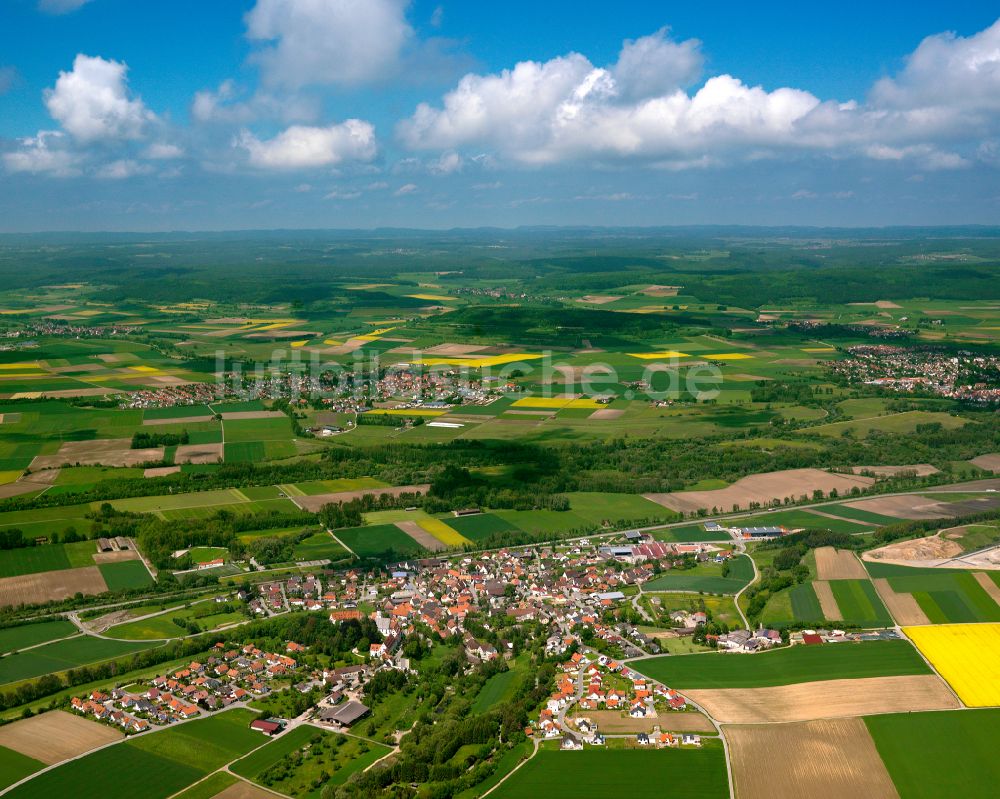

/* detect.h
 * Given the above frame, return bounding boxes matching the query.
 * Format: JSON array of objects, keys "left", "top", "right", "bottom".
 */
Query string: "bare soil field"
[
  {"left": 293, "top": 484, "right": 430, "bottom": 513},
  {"left": 845, "top": 495, "right": 953, "bottom": 520},
  {"left": 0, "top": 710, "right": 123, "bottom": 764},
  {"left": 30, "top": 439, "right": 164, "bottom": 469},
  {"left": 572, "top": 710, "right": 715, "bottom": 734},
  {"left": 685, "top": 675, "right": 959, "bottom": 724},
  {"left": 848, "top": 300, "right": 902, "bottom": 309},
  {"left": 815, "top": 548, "right": 868, "bottom": 579},
  {"left": 219, "top": 411, "right": 286, "bottom": 420},
  {"left": 726, "top": 718, "right": 899, "bottom": 799},
  {"left": 144, "top": 465, "right": 181, "bottom": 477},
  {"left": 973, "top": 572, "right": 1000, "bottom": 604},
  {"left": 174, "top": 443, "right": 224, "bottom": 464},
  {"left": 214, "top": 781, "right": 277, "bottom": 799},
  {"left": 578, "top": 295, "right": 623, "bottom": 304},
  {"left": 589, "top": 408, "right": 625, "bottom": 420},
  {"left": 852, "top": 464, "right": 939, "bottom": 477},
  {"left": 0, "top": 469, "right": 60, "bottom": 499},
  {"left": 644, "top": 469, "right": 875, "bottom": 514},
  {"left": 421, "top": 343, "right": 487, "bottom": 355},
  {"left": 812, "top": 581, "right": 842, "bottom": 620},
  {"left": 863, "top": 533, "right": 963, "bottom": 564},
  {"left": 394, "top": 521, "right": 446, "bottom": 552},
  {"left": 640, "top": 285, "right": 681, "bottom": 297},
  {"left": 142, "top": 415, "right": 213, "bottom": 426},
  {"left": 872, "top": 578, "right": 930, "bottom": 625},
  {"left": 0, "top": 566, "right": 108, "bottom": 607},
  {"left": 93, "top": 549, "right": 141, "bottom": 564},
  {"left": 970, "top": 453, "right": 1000, "bottom": 472}
]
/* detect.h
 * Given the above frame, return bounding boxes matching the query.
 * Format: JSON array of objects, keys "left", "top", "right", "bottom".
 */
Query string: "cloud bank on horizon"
[{"left": 1, "top": 0, "right": 1000, "bottom": 228}]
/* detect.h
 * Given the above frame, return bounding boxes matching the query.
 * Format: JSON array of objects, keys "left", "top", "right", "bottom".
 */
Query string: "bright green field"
[
  {"left": 0, "top": 620, "right": 77, "bottom": 652},
  {"left": 886, "top": 572, "right": 1000, "bottom": 623},
  {"left": 819, "top": 503, "right": 905, "bottom": 525},
  {"left": 7, "top": 709, "right": 261, "bottom": 799},
  {"left": 635, "top": 639, "right": 930, "bottom": 689},
  {"left": 644, "top": 555, "right": 753, "bottom": 594},
  {"left": 866, "top": 709, "right": 1000, "bottom": 799},
  {"left": 291, "top": 532, "right": 350, "bottom": 561},
  {"left": 563, "top": 492, "right": 676, "bottom": 525},
  {"left": 0, "top": 635, "right": 159, "bottom": 685},
  {"left": 335, "top": 523, "right": 427, "bottom": 557},
  {"left": 445, "top": 512, "right": 519, "bottom": 542},
  {"left": 652, "top": 525, "right": 732, "bottom": 543},
  {"left": 99, "top": 560, "right": 154, "bottom": 591},
  {"left": 0, "top": 745, "right": 44, "bottom": 790},
  {"left": 493, "top": 747, "right": 729, "bottom": 799},
  {"left": 829, "top": 579, "right": 894, "bottom": 627}
]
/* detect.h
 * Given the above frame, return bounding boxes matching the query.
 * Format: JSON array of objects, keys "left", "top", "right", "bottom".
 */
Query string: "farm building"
[
  {"left": 320, "top": 700, "right": 370, "bottom": 728},
  {"left": 733, "top": 526, "right": 788, "bottom": 539}
]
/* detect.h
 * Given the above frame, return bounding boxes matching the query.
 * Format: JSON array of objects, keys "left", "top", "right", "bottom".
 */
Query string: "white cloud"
[
  {"left": 612, "top": 28, "right": 703, "bottom": 100},
  {"left": 144, "top": 143, "right": 183, "bottom": 160},
  {"left": 235, "top": 120, "right": 377, "bottom": 168},
  {"left": 400, "top": 21, "right": 1000, "bottom": 169},
  {"left": 429, "top": 151, "right": 462, "bottom": 174},
  {"left": 245, "top": 0, "right": 411, "bottom": 89},
  {"left": 324, "top": 188, "right": 361, "bottom": 200},
  {"left": 192, "top": 79, "right": 318, "bottom": 124},
  {"left": 2, "top": 131, "right": 80, "bottom": 176},
  {"left": 872, "top": 20, "right": 1000, "bottom": 112},
  {"left": 394, "top": 182, "right": 417, "bottom": 196},
  {"left": 45, "top": 54, "right": 153, "bottom": 142},
  {"left": 94, "top": 159, "right": 153, "bottom": 179},
  {"left": 38, "top": 0, "right": 92, "bottom": 14}
]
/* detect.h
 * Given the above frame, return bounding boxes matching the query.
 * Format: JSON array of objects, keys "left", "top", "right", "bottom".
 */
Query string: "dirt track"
[
  {"left": 815, "top": 547, "right": 867, "bottom": 579},
  {"left": 726, "top": 718, "right": 899, "bottom": 799},
  {"left": 643, "top": 468, "right": 875, "bottom": 514},
  {"left": 0, "top": 711, "right": 123, "bottom": 764},
  {"left": 685, "top": 674, "right": 959, "bottom": 723}
]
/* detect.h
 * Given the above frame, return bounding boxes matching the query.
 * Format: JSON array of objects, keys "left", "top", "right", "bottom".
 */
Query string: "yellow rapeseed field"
[
  {"left": 407, "top": 293, "right": 455, "bottom": 302},
  {"left": 416, "top": 353, "right": 543, "bottom": 368},
  {"left": 418, "top": 518, "right": 471, "bottom": 547},
  {"left": 704, "top": 353, "right": 754, "bottom": 360},
  {"left": 511, "top": 396, "right": 603, "bottom": 409},
  {"left": 626, "top": 350, "right": 690, "bottom": 360},
  {"left": 904, "top": 623, "right": 1000, "bottom": 706}
]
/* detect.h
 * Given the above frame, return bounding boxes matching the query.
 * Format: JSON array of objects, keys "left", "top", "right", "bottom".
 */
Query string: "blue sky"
[{"left": 1, "top": 1, "right": 999, "bottom": 231}]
